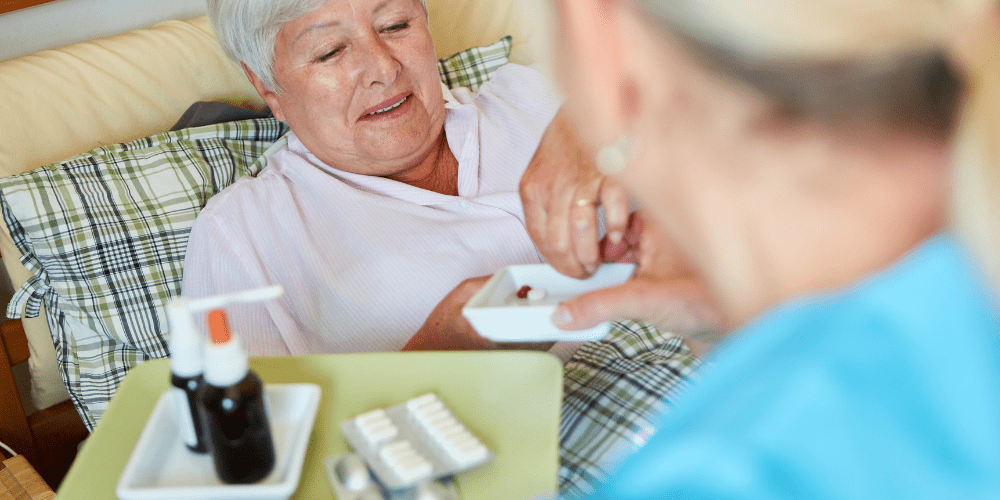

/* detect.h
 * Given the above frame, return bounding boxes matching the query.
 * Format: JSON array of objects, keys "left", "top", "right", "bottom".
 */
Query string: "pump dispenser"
[
  {"left": 200, "top": 307, "right": 276, "bottom": 484},
  {"left": 166, "top": 297, "right": 208, "bottom": 453}
]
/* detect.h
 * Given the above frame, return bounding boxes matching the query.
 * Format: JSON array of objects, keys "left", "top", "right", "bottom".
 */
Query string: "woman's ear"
[
  {"left": 948, "top": 1, "right": 1000, "bottom": 76},
  {"left": 241, "top": 62, "right": 287, "bottom": 122},
  {"left": 552, "top": 0, "right": 635, "bottom": 147}
]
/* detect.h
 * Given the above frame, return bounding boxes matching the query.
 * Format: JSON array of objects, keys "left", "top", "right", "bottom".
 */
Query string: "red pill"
[{"left": 516, "top": 285, "right": 532, "bottom": 299}]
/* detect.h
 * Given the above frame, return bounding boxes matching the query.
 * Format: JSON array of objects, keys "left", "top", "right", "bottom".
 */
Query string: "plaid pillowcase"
[
  {"left": 0, "top": 119, "right": 287, "bottom": 429},
  {"left": 438, "top": 36, "right": 512, "bottom": 92},
  {"left": 0, "top": 40, "right": 513, "bottom": 429},
  {"left": 558, "top": 320, "right": 702, "bottom": 499}
]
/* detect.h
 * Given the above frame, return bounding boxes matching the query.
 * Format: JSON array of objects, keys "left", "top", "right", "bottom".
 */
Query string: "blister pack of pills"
[
  {"left": 324, "top": 453, "right": 460, "bottom": 500},
  {"left": 340, "top": 393, "right": 494, "bottom": 490}
]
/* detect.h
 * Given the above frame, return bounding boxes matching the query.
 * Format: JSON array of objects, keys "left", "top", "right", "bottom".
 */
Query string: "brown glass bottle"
[
  {"left": 200, "top": 370, "right": 275, "bottom": 484},
  {"left": 200, "top": 308, "right": 275, "bottom": 484}
]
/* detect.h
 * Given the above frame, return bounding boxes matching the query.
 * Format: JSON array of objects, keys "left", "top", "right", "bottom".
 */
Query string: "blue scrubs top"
[{"left": 588, "top": 235, "right": 1000, "bottom": 499}]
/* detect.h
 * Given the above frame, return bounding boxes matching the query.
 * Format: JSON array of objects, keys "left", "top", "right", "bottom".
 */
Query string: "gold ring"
[{"left": 575, "top": 198, "right": 595, "bottom": 207}]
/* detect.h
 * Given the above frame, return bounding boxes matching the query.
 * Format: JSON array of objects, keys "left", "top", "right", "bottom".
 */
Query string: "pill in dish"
[{"left": 515, "top": 285, "right": 547, "bottom": 303}]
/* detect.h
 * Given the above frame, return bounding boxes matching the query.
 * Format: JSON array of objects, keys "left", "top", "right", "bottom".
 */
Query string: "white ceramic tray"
[
  {"left": 116, "top": 383, "right": 321, "bottom": 500},
  {"left": 463, "top": 263, "right": 636, "bottom": 342}
]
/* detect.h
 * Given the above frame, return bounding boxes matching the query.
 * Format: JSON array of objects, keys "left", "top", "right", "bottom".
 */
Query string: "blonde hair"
[
  {"left": 951, "top": 8, "right": 1000, "bottom": 294},
  {"left": 631, "top": 0, "right": 1000, "bottom": 293}
]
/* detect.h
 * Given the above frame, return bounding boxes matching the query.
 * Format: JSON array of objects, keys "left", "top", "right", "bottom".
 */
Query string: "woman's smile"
[
  {"left": 251, "top": 0, "right": 445, "bottom": 175},
  {"left": 359, "top": 92, "right": 413, "bottom": 121}
]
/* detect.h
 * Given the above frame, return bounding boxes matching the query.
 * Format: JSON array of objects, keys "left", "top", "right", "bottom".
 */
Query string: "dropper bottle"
[
  {"left": 200, "top": 307, "right": 276, "bottom": 484},
  {"left": 166, "top": 297, "right": 208, "bottom": 453}
]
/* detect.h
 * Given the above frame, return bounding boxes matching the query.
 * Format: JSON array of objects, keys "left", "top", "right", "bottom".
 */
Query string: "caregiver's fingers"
[
  {"left": 568, "top": 189, "right": 602, "bottom": 277},
  {"left": 551, "top": 276, "right": 721, "bottom": 337},
  {"left": 601, "top": 209, "right": 643, "bottom": 263},
  {"left": 521, "top": 108, "right": 600, "bottom": 279},
  {"left": 598, "top": 177, "right": 630, "bottom": 248}
]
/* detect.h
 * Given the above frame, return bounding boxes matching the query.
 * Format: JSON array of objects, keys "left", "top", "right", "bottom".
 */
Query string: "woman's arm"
[
  {"left": 183, "top": 211, "right": 290, "bottom": 356},
  {"left": 402, "top": 277, "right": 497, "bottom": 351},
  {"left": 403, "top": 276, "right": 554, "bottom": 352}
]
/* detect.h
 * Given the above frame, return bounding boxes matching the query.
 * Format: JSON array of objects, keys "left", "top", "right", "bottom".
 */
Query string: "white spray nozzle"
[
  {"left": 166, "top": 285, "right": 283, "bottom": 377},
  {"left": 185, "top": 285, "right": 284, "bottom": 312},
  {"left": 166, "top": 297, "right": 204, "bottom": 377}
]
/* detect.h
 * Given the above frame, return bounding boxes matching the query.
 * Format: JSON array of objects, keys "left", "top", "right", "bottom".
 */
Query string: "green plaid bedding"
[
  {"left": 0, "top": 119, "right": 287, "bottom": 429},
  {"left": 0, "top": 38, "right": 514, "bottom": 429},
  {"left": 438, "top": 36, "right": 512, "bottom": 92},
  {"left": 558, "top": 320, "right": 702, "bottom": 499}
]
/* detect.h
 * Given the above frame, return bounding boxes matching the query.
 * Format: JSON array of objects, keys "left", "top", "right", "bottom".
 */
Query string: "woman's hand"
[
  {"left": 404, "top": 277, "right": 557, "bottom": 352},
  {"left": 520, "top": 107, "right": 631, "bottom": 279},
  {"left": 404, "top": 277, "right": 497, "bottom": 351},
  {"left": 551, "top": 211, "right": 727, "bottom": 356}
]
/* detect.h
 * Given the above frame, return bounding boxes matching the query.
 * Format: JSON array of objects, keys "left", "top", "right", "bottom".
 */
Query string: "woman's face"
[{"left": 260, "top": 0, "right": 444, "bottom": 176}]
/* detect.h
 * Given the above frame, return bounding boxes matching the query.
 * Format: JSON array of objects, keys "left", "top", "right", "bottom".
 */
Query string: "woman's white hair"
[
  {"left": 632, "top": 0, "right": 1000, "bottom": 294},
  {"left": 208, "top": 0, "right": 428, "bottom": 92}
]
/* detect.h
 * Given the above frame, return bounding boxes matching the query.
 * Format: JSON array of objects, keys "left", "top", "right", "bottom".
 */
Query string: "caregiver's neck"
[{"left": 707, "top": 123, "right": 950, "bottom": 332}]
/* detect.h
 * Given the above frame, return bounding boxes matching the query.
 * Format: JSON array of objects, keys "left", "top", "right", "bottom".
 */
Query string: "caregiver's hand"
[
  {"left": 520, "top": 107, "right": 631, "bottom": 279},
  {"left": 551, "top": 211, "right": 726, "bottom": 356}
]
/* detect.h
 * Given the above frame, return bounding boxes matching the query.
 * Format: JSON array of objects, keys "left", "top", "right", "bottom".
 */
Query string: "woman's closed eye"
[
  {"left": 313, "top": 20, "right": 410, "bottom": 63},
  {"left": 315, "top": 45, "right": 346, "bottom": 63},
  {"left": 381, "top": 21, "right": 410, "bottom": 34}
]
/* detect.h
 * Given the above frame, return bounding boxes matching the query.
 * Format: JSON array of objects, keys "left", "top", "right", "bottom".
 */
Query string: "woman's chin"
[
  {"left": 352, "top": 134, "right": 441, "bottom": 175},
  {"left": 353, "top": 127, "right": 443, "bottom": 174}
]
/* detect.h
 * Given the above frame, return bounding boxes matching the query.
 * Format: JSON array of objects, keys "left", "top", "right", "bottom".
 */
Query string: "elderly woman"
[
  {"left": 182, "top": 0, "right": 597, "bottom": 357},
  {"left": 542, "top": 0, "right": 1000, "bottom": 497}
]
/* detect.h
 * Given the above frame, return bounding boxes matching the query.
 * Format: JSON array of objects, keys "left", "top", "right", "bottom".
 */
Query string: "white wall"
[{"left": 0, "top": 0, "right": 207, "bottom": 61}]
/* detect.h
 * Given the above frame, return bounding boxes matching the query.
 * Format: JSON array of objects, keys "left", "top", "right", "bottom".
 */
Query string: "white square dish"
[
  {"left": 116, "top": 383, "right": 321, "bottom": 500},
  {"left": 463, "top": 263, "right": 636, "bottom": 342}
]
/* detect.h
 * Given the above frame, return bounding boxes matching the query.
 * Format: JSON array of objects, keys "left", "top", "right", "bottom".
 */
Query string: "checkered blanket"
[{"left": 558, "top": 320, "right": 702, "bottom": 499}]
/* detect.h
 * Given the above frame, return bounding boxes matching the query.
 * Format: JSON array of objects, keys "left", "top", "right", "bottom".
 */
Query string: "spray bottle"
[
  {"left": 187, "top": 286, "right": 283, "bottom": 484},
  {"left": 166, "top": 297, "right": 208, "bottom": 453}
]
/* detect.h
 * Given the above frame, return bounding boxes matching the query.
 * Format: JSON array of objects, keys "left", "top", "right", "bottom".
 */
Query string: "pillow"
[
  {"left": 438, "top": 36, "right": 512, "bottom": 92},
  {"left": 0, "top": 38, "right": 514, "bottom": 430},
  {"left": 0, "top": 119, "right": 286, "bottom": 429}
]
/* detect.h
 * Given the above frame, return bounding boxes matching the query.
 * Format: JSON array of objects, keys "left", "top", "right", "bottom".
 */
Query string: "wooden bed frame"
[
  {"left": 0, "top": 318, "right": 87, "bottom": 490},
  {"left": 0, "top": 0, "right": 59, "bottom": 15}
]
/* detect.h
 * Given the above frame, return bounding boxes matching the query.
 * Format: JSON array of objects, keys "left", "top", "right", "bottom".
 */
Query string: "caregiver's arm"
[{"left": 520, "top": 107, "right": 632, "bottom": 279}]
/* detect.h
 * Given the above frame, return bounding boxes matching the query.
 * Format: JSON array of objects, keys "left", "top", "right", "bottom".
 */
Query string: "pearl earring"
[{"left": 595, "top": 135, "right": 638, "bottom": 175}]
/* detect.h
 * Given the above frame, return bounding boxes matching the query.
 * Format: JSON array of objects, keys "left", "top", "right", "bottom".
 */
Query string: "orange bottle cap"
[{"left": 208, "top": 309, "right": 231, "bottom": 345}]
